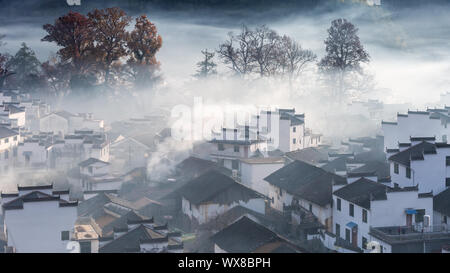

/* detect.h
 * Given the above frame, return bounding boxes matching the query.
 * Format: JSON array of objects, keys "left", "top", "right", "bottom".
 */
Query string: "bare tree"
[
  {"left": 251, "top": 25, "right": 280, "bottom": 77},
  {"left": 318, "top": 18, "right": 370, "bottom": 103},
  {"left": 217, "top": 25, "right": 256, "bottom": 76},
  {"left": 278, "top": 35, "right": 317, "bottom": 92}
]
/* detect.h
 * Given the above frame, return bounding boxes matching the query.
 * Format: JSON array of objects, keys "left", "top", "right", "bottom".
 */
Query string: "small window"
[
  {"left": 61, "top": 231, "right": 69, "bottom": 241},
  {"left": 406, "top": 167, "right": 411, "bottom": 179},
  {"left": 337, "top": 198, "right": 341, "bottom": 211},
  {"left": 394, "top": 163, "right": 399, "bottom": 174},
  {"left": 446, "top": 178, "right": 450, "bottom": 187},
  {"left": 234, "top": 145, "right": 239, "bottom": 152},
  {"left": 279, "top": 189, "right": 283, "bottom": 197},
  {"left": 218, "top": 144, "right": 224, "bottom": 151},
  {"left": 293, "top": 138, "right": 296, "bottom": 144},
  {"left": 335, "top": 224, "right": 340, "bottom": 238},
  {"left": 349, "top": 203, "right": 354, "bottom": 217},
  {"left": 13, "top": 136, "right": 17, "bottom": 141},
  {"left": 88, "top": 166, "right": 93, "bottom": 174},
  {"left": 444, "top": 215, "right": 448, "bottom": 224},
  {"left": 362, "top": 209, "right": 368, "bottom": 223},
  {"left": 309, "top": 203, "right": 313, "bottom": 212},
  {"left": 446, "top": 156, "right": 450, "bottom": 166},
  {"left": 293, "top": 127, "right": 296, "bottom": 132}
]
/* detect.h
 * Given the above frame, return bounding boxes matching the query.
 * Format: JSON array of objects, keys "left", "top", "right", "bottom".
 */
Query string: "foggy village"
[{"left": 0, "top": 0, "right": 449, "bottom": 255}]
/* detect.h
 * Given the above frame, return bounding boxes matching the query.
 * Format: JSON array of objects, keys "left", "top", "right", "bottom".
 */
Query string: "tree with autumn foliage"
[
  {"left": 88, "top": 7, "right": 131, "bottom": 86},
  {"left": 42, "top": 9, "right": 163, "bottom": 94},
  {"left": 126, "top": 15, "right": 163, "bottom": 89},
  {"left": 42, "top": 12, "right": 95, "bottom": 75}
]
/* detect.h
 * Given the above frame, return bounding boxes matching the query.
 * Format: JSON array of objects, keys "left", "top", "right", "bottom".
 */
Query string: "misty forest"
[{"left": 0, "top": 0, "right": 450, "bottom": 255}]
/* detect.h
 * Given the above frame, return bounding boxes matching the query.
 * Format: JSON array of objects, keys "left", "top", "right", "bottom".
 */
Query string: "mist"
[{"left": 1, "top": 2, "right": 450, "bottom": 140}]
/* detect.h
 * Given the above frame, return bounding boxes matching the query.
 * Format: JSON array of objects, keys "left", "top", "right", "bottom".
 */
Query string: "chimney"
[
  {"left": 222, "top": 128, "right": 226, "bottom": 140},
  {"left": 234, "top": 129, "right": 237, "bottom": 140}
]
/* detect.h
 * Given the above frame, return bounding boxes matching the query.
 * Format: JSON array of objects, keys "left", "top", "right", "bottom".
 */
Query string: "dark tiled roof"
[
  {"left": 17, "top": 184, "right": 53, "bottom": 191},
  {"left": 177, "top": 171, "right": 262, "bottom": 206},
  {"left": 280, "top": 112, "right": 304, "bottom": 126},
  {"left": 210, "top": 216, "right": 279, "bottom": 253},
  {"left": 2, "top": 191, "right": 76, "bottom": 210},
  {"left": 285, "top": 147, "right": 328, "bottom": 165},
  {"left": 99, "top": 225, "right": 165, "bottom": 253},
  {"left": 174, "top": 156, "right": 217, "bottom": 178},
  {"left": 333, "top": 178, "right": 387, "bottom": 209},
  {"left": 78, "top": 157, "right": 110, "bottom": 167},
  {"left": 348, "top": 161, "right": 390, "bottom": 180},
  {"left": 264, "top": 160, "right": 346, "bottom": 206},
  {"left": 0, "top": 126, "right": 18, "bottom": 139},
  {"left": 388, "top": 141, "right": 437, "bottom": 167},
  {"left": 433, "top": 188, "right": 450, "bottom": 216}
]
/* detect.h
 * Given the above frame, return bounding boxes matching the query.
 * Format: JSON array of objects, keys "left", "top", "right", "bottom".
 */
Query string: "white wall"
[
  {"left": 40, "top": 114, "right": 69, "bottom": 135},
  {"left": 382, "top": 113, "right": 449, "bottom": 150},
  {"left": 182, "top": 197, "right": 265, "bottom": 225},
  {"left": 240, "top": 162, "right": 284, "bottom": 196},
  {"left": 391, "top": 146, "right": 450, "bottom": 194},
  {"left": 333, "top": 190, "right": 433, "bottom": 251},
  {"left": 4, "top": 201, "right": 77, "bottom": 253}
]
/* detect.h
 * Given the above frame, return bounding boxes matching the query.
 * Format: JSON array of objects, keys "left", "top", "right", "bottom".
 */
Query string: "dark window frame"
[
  {"left": 337, "top": 198, "right": 341, "bottom": 211},
  {"left": 406, "top": 167, "right": 411, "bottom": 179},
  {"left": 349, "top": 203, "right": 354, "bottom": 217},
  {"left": 362, "top": 209, "right": 368, "bottom": 223},
  {"left": 394, "top": 163, "right": 399, "bottom": 174}
]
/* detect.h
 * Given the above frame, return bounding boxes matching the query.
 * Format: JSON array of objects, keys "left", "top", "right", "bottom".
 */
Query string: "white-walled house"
[
  {"left": 16, "top": 138, "right": 48, "bottom": 168},
  {"left": 47, "top": 131, "right": 110, "bottom": 170},
  {"left": 79, "top": 158, "right": 110, "bottom": 177},
  {"left": 264, "top": 160, "right": 347, "bottom": 231},
  {"left": 75, "top": 158, "right": 125, "bottom": 192},
  {"left": 239, "top": 157, "right": 285, "bottom": 196},
  {"left": 209, "top": 126, "right": 268, "bottom": 171},
  {"left": 332, "top": 178, "right": 434, "bottom": 253},
  {"left": 39, "top": 111, "right": 73, "bottom": 136},
  {"left": 40, "top": 111, "right": 104, "bottom": 135},
  {"left": 0, "top": 126, "right": 19, "bottom": 175},
  {"left": 381, "top": 109, "right": 450, "bottom": 151},
  {"left": 110, "top": 135, "right": 153, "bottom": 173},
  {"left": 255, "top": 108, "right": 321, "bottom": 152},
  {"left": 178, "top": 170, "right": 266, "bottom": 225},
  {"left": 1, "top": 185, "right": 78, "bottom": 253},
  {"left": 388, "top": 139, "right": 450, "bottom": 194}
]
